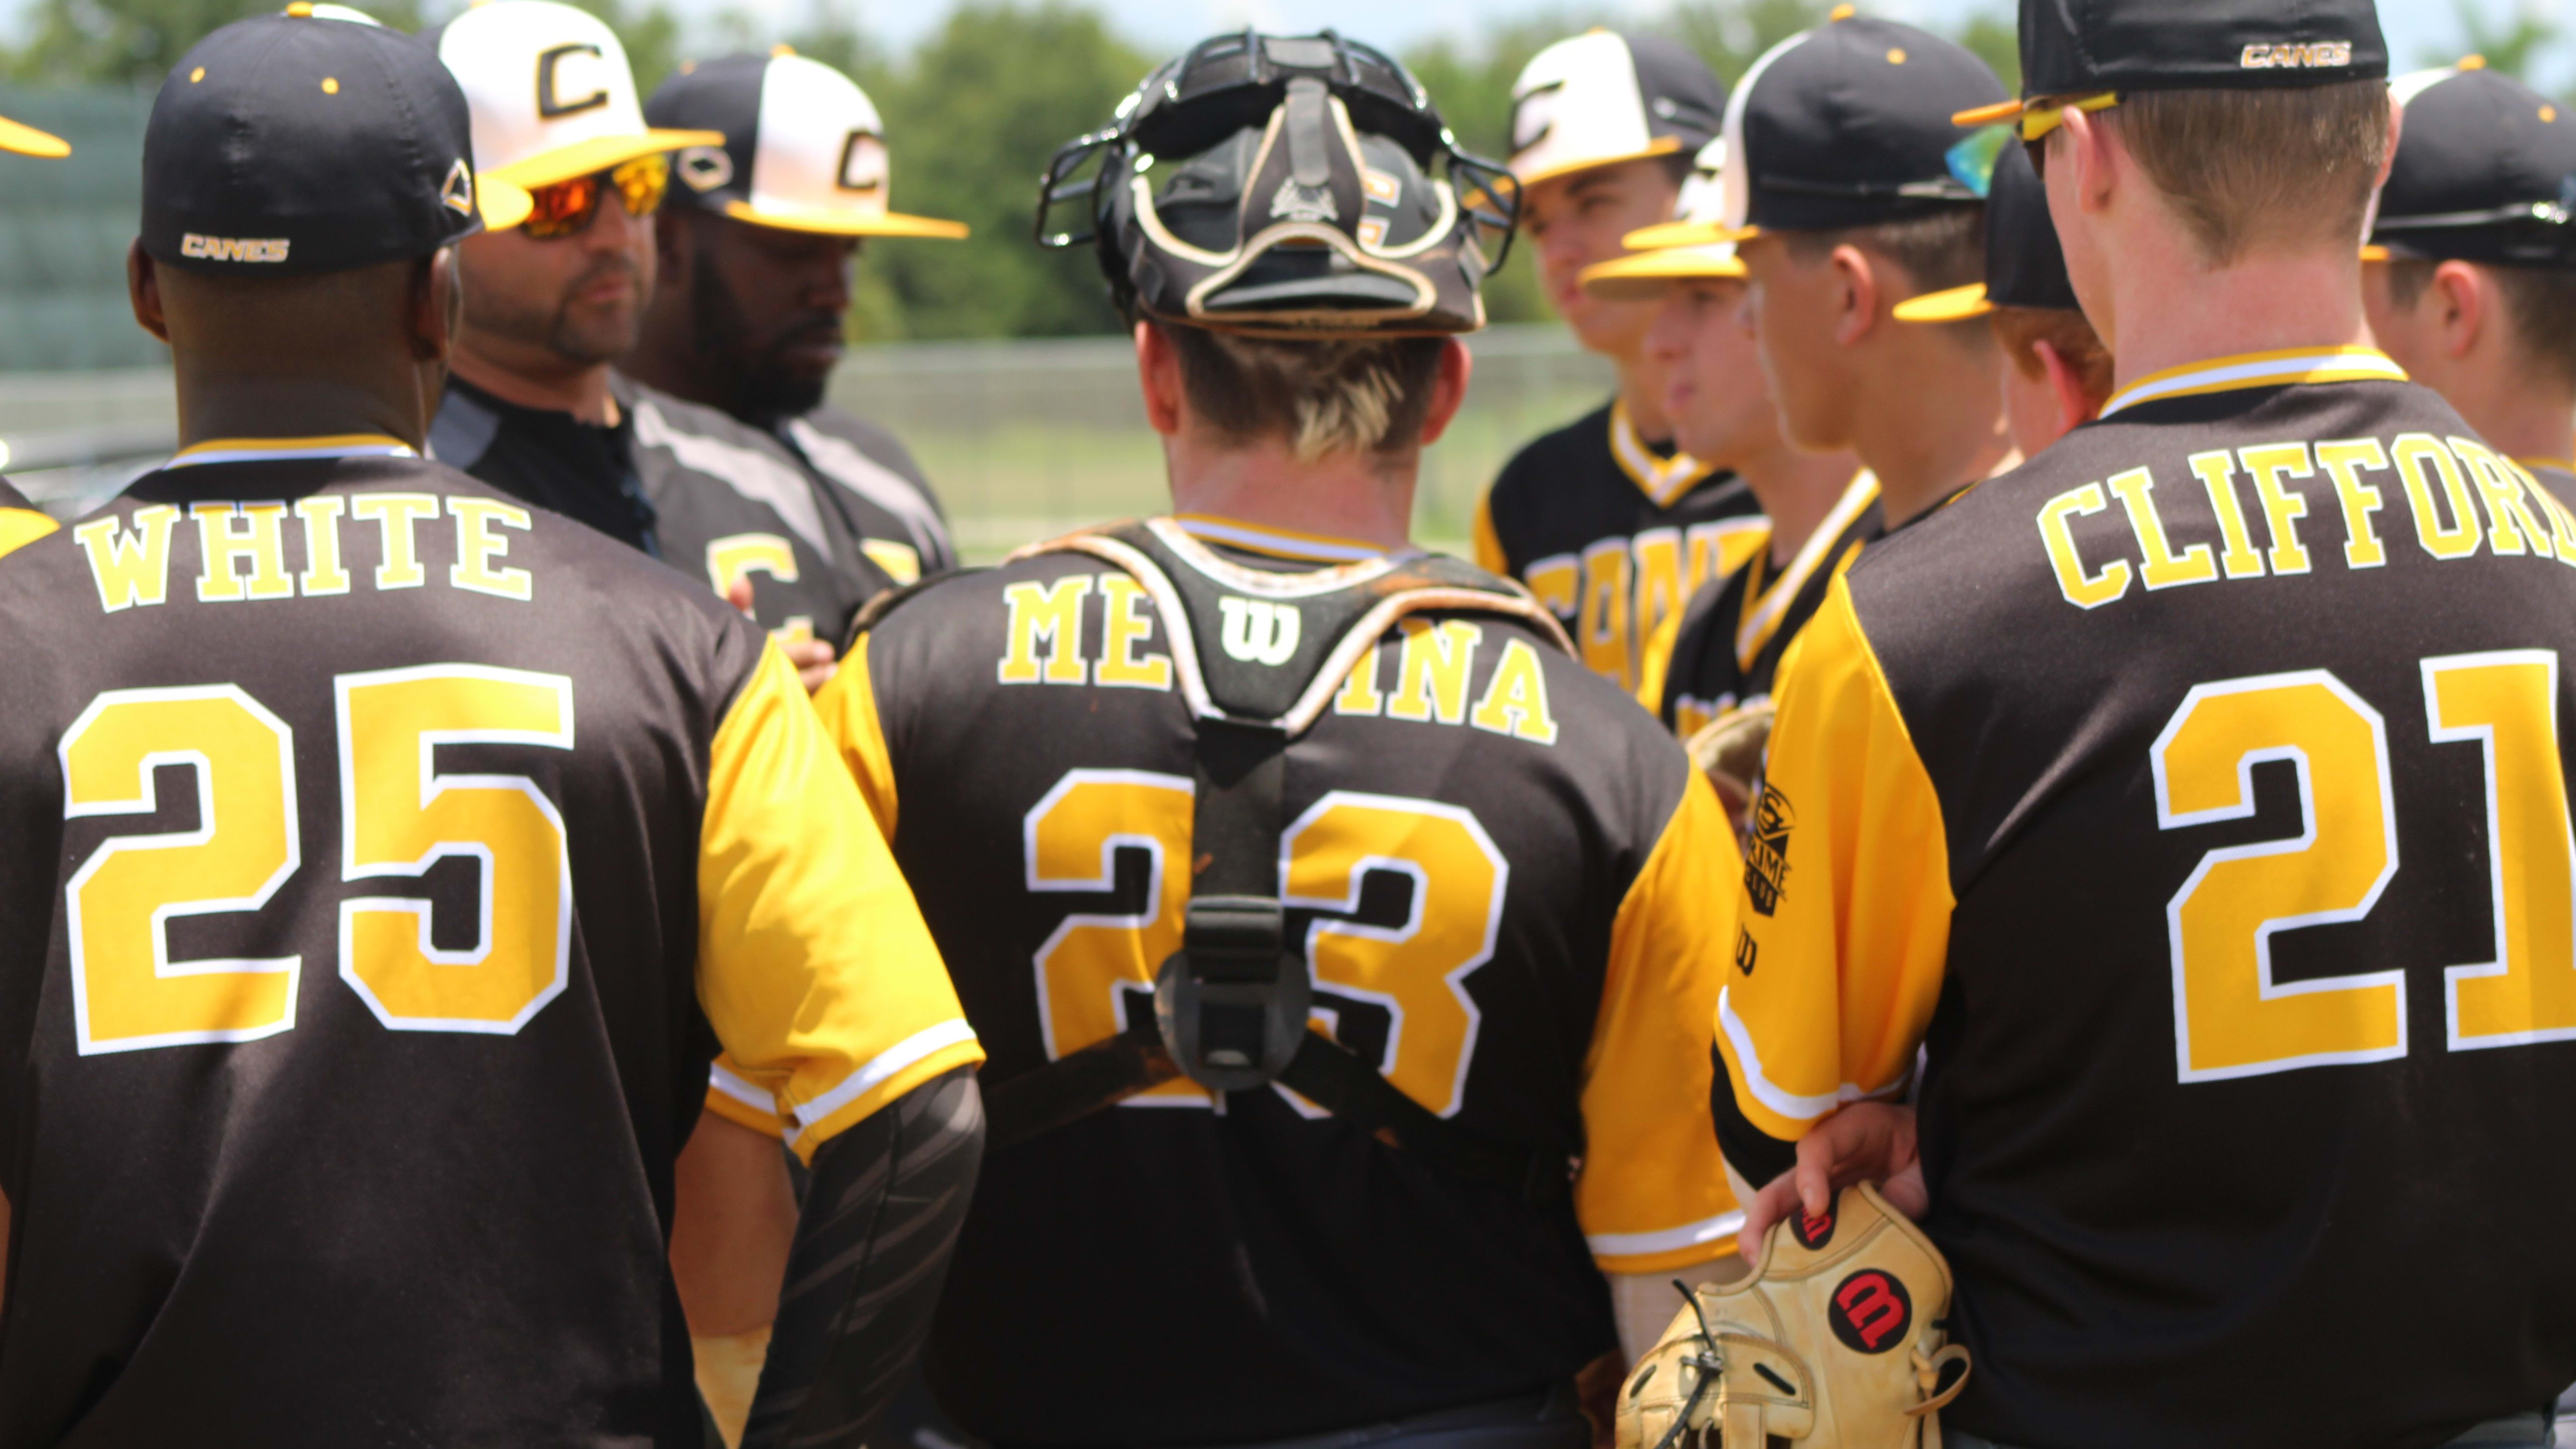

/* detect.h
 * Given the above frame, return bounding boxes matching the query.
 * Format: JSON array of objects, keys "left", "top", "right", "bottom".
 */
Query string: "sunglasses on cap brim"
[{"left": 521, "top": 154, "right": 670, "bottom": 241}]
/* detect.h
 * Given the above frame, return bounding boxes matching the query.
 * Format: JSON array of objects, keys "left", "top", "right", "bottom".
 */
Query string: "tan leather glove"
[{"left": 693, "top": 1327, "right": 771, "bottom": 1449}]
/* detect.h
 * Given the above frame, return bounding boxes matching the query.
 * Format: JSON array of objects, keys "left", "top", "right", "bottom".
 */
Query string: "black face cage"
[{"left": 1033, "top": 29, "right": 1522, "bottom": 316}]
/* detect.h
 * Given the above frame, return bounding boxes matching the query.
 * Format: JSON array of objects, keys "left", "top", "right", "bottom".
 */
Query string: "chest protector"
[{"left": 921, "top": 518, "right": 1579, "bottom": 1201}]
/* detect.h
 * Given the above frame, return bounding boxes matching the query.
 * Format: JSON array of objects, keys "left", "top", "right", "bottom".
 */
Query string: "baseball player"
[
  {"left": 1718, "top": 0, "right": 2576, "bottom": 1440},
  {"left": 0, "top": 113, "right": 67, "bottom": 557},
  {"left": 632, "top": 50, "right": 962, "bottom": 586},
  {"left": 0, "top": 12, "right": 982, "bottom": 1446},
  {"left": 2363, "top": 61, "right": 2576, "bottom": 504},
  {"left": 705, "top": 30, "right": 1746, "bottom": 1448},
  {"left": 1894, "top": 138, "right": 2112, "bottom": 458},
  {"left": 1474, "top": 30, "right": 1765, "bottom": 692},
  {"left": 428, "top": 0, "right": 889, "bottom": 692},
  {"left": 1577, "top": 167, "right": 1870, "bottom": 766}
]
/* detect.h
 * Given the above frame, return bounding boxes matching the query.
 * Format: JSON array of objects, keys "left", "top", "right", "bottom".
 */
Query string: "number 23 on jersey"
[{"left": 61, "top": 666, "right": 573, "bottom": 1054}]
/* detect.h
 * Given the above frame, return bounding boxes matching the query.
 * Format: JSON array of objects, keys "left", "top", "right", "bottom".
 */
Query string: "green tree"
[
  {"left": 2420, "top": 0, "right": 2557, "bottom": 77},
  {"left": 9, "top": 0, "right": 423, "bottom": 83},
  {"left": 859, "top": 2, "right": 1148, "bottom": 339}
]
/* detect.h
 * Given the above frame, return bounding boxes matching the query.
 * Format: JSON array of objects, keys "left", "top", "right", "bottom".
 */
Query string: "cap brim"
[
  {"left": 487, "top": 129, "right": 727, "bottom": 189},
  {"left": 1892, "top": 282, "right": 1994, "bottom": 322},
  {"left": 720, "top": 198, "right": 968, "bottom": 239},
  {"left": 1580, "top": 246, "right": 1745, "bottom": 299},
  {"left": 479, "top": 176, "right": 533, "bottom": 232},
  {"left": 0, "top": 115, "right": 70, "bottom": 159},
  {"left": 1630, "top": 221, "right": 1758, "bottom": 247},
  {"left": 2359, "top": 243, "right": 2391, "bottom": 262},
  {"left": 1952, "top": 99, "right": 2025, "bottom": 128},
  {"left": 1510, "top": 135, "right": 1683, "bottom": 190}
]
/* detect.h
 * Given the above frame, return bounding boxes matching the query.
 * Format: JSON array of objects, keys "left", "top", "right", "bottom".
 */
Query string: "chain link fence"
[{"left": 0, "top": 323, "right": 1611, "bottom": 560}]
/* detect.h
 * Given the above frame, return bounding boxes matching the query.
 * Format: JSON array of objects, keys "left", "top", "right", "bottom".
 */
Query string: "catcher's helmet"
[{"left": 1035, "top": 30, "right": 1520, "bottom": 338}]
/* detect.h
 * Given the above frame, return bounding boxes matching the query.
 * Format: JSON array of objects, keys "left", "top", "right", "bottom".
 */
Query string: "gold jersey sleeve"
[
  {"left": 695, "top": 641, "right": 980, "bottom": 1160},
  {"left": 1579, "top": 767, "right": 1745, "bottom": 1271},
  {"left": 1713, "top": 578, "right": 1952, "bottom": 1153},
  {"left": 0, "top": 507, "right": 56, "bottom": 561},
  {"left": 811, "top": 632, "right": 899, "bottom": 837},
  {"left": 1471, "top": 492, "right": 1507, "bottom": 575}
]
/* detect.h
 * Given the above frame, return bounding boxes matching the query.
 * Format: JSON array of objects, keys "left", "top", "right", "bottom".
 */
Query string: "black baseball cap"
[
  {"left": 1671, "top": 12, "right": 2006, "bottom": 242},
  {"left": 143, "top": 4, "right": 529, "bottom": 276},
  {"left": 1956, "top": 0, "right": 2387, "bottom": 140},
  {"left": 1895, "top": 138, "right": 2076, "bottom": 321},
  {"left": 2367, "top": 60, "right": 2576, "bottom": 269}
]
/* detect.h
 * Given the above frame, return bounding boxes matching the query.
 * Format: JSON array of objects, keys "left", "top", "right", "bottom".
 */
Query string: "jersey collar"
[
  {"left": 2096, "top": 347, "right": 2408, "bottom": 419},
  {"left": 2517, "top": 456, "right": 2576, "bottom": 476},
  {"left": 1610, "top": 400, "right": 1719, "bottom": 508},
  {"left": 1736, "top": 470, "right": 1877, "bottom": 669},
  {"left": 164, "top": 434, "right": 421, "bottom": 469},
  {"left": 1170, "top": 513, "right": 1401, "bottom": 564}
]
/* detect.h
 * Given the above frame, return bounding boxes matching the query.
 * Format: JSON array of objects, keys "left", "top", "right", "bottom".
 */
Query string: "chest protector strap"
[{"left": 975, "top": 519, "right": 1578, "bottom": 1203}]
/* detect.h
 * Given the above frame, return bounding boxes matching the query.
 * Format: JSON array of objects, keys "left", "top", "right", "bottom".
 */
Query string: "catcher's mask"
[{"left": 1035, "top": 29, "right": 1521, "bottom": 338}]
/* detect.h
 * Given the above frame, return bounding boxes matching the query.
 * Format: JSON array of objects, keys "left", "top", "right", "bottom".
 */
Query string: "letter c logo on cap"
[{"left": 536, "top": 43, "right": 608, "bottom": 119}]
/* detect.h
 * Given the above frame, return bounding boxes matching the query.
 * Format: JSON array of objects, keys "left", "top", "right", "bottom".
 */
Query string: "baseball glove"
[
  {"left": 1615, "top": 1182, "right": 1969, "bottom": 1449},
  {"left": 1683, "top": 700, "right": 1774, "bottom": 830}
]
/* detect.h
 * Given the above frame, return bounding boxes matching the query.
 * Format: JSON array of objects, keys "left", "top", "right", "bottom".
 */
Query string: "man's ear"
[
  {"left": 2431, "top": 259, "right": 2485, "bottom": 359},
  {"left": 128, "top": 240, "right": 169, "bottom": 343},
  {"left": 1418, "top": 337, "right": 1475, "bottom": 447},
  {"left": 2033, "top": 337, "right": 2101, "bottom": 438},
  {"left": 2059, "top": 108, "right": 2120, "bottom": 218},
  {"left": 1827, "top": 243, "right": 1879, "bottom": 346},
  {"left": 410, "top": 247, "right": 459, "bottom": 363},
  {"left": 1137, "top": 321, "right": 1186, "bottom": 437}
]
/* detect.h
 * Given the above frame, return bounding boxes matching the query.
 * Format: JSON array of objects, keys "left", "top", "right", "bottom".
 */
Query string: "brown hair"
[
  {"left": 1166, "top": 325, "right": 1448, "bottom": 463},
  {"left": 2093, "top": 80, "right": 2389, "bottom": 267},
  {"left": 1989, "top": 304, "right": 2114, "bottom": 404},
  {"left": 2383, "top": 255, "right": 2576, "bottom": 390},
  {"left": 1783, "top": 204, "right": 1992, "bottom": 345}
]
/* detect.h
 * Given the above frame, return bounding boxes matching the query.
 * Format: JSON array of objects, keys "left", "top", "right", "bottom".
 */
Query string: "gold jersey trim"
[
  {"left": 2098, "top": 347, "right": 2409, "bottom": 419},
  {"left": 1735, "top": 470, "right": 1877, "bottom": 671},
  {"left": 1610, "top": 400, "right": 1719, "bottom": 508},
  {"left": 1171, "top": 512, "right": 1395, "bottom": 564},
  {"left": 166, "top": 434, "right": 420, "bottom": 469}
]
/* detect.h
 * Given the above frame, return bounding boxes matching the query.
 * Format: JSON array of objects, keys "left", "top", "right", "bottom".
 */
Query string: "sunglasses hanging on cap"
[{"left": 521, "top": 153, "right": 670, "bottom": 240}]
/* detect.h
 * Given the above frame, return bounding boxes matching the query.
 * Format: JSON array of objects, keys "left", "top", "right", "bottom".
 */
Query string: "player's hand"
[
  {"left": 1737, "top": 1102, "right": 1928, "bottom": 1268},
  {"left": 724, "top": 578, "right": 839, "bottom": 693}
]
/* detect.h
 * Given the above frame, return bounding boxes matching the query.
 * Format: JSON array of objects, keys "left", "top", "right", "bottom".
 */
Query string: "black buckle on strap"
[{"left": 1156, "top": 895, "right": 1311, "bottom": 1093}]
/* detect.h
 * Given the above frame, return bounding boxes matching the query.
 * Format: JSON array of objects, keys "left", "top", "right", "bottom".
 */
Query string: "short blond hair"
[
  {"left": 2093, "top": 80, "right": 2389, "bottom": 267},
  {"left": 1167, "top": 326, "right": 1446, "bottom": 463}
]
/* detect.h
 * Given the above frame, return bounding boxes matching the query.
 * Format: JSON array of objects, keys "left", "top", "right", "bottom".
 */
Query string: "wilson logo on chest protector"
[{"left": 1217, "top": 596, "right": 1302, "bottom": 665}]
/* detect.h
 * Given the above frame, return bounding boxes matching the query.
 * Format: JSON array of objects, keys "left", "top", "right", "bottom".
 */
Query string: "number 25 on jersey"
[
  {"left": 61, "top": 667, "right": 573, "bottom": 1054},
  {"left": 2155, "top": 652, "right": 2576, "bottom": 1082}
]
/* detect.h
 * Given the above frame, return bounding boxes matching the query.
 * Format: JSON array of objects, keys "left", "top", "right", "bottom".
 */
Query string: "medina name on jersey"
[
  {"left": 1476, "top": 399, "right": 1767, "bottom": 691},
  {"left": 0, "top": 439, "right": 972, "bottom": 1448},
  {"left": 807, "top": 513, "right": 1741, "bottom": 1447},
  {"left": 1715, "top": 352, "right": 2576, "bottom": 1449}
]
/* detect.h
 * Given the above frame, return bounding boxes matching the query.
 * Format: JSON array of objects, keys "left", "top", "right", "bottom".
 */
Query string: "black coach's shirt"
[
  {"left": 776, "top": 404, "right": 959, "bottom": 585},
  {"left": 1476, "top": 400, "right": 1767, "bottom": 693},
  {"left": 1644, "top": 470, "right": 1880, "bottom": 736},
  {"left": 434, "top": 375, "right": 661, "bottom": 553},
  {"left": 0, "top": 437, "right": 976, "bottom": 1448},
  {"left": 1717, "top": 351, "right": 2576, "bottom": 1447},
  {"left": 767, "top": 513, "right": 1739, "bottom": 1446}
]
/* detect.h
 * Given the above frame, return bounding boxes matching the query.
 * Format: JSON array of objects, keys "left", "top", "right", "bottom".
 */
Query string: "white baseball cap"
[
  {"left": 1507, "top": 29, "right": 1726, "bottom": 189},
  {"left": 434, "top": 0, "right": 722, "bottom": 190},
  {"left": 646, "top": 50, "right": 966, "bottom": 239}
]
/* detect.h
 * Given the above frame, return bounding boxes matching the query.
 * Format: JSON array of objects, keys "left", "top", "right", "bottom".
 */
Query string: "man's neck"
[
  {"left": 1729, "top": 437, "right": 1863, "bottom": 565},
  {"left": 2101, "top": 247, "right": 2372, "bottom": 397},
  {"left": 1165, "top": 438, "right": 1417, "bottom": 553},
  {"left": 617, "top": 342, "right": 720, "bottom": 421},
  {"left": 174, "top": 376, "right": 427, "bottom": 452},
  {"left": 451, "top": 333, "right": 620, "bottom": 426},
  {"left": 1614, "top": 351, "right": 1676, "bottom": 444},
  {"left": 1854, "top": 342, "right": 2013, "bottom": 526},
  {"left": 2451, "top": 374, "right": 2576, "bottom": 468}
]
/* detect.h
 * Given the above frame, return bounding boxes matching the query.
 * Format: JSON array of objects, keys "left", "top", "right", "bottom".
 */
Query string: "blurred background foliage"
[{"left": 0, "top": 0, "right": 2554, "bottom": 341}]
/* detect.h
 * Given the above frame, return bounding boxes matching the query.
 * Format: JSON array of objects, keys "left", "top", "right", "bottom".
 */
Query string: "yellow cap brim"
[
  {"left": 1952, "top": 99, "right": 2024, "bottom": 128},
  {"left": 1509, "top": 135, "right": 1683, "bottom": 191},
  {"left": 1580, "top": 247, "right": 1746, "bottom": 300},
  {"left": 721, "top": 198, "right": 968, "bottom": 239},
  {"left": 2359, "top": 243, "right": 2391, "bottom": 262},
  {"left": 1892, "top": 281, "right": 1993, "bottom": 322},
  {"left": 0, "top": 115, "right": 70, "bottom": 158},
  {"left": 1623, "top": 219, "right": 1720, "bottom": 250},
  {"left": 487, "top": 129, "right": 726, "bottom": 189},
  {"left": 478, "top": 176, "right": 533, "bottom": 231}
]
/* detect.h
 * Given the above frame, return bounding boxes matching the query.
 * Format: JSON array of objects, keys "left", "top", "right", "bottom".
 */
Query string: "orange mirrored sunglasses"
[{"left": 521, "top": 154, "right": 670, "bottom": 241}]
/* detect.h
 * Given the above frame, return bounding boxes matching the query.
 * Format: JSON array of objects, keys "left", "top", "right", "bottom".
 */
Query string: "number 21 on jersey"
[
  {"left": 2154, "top": 652, "right": 2576, "bottom": 1082},
  {"left": 61, "top": 667, "right": 573, "bottom": 1054}
]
